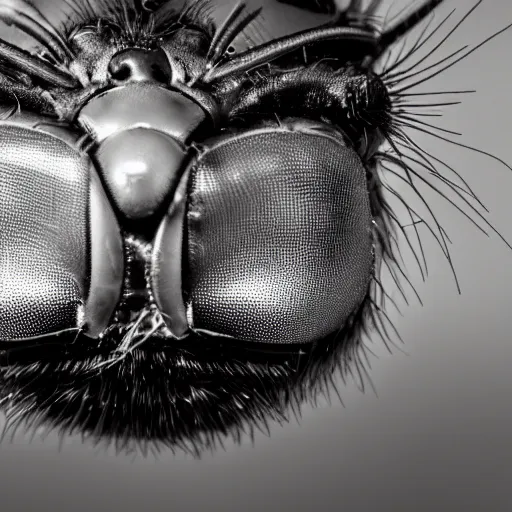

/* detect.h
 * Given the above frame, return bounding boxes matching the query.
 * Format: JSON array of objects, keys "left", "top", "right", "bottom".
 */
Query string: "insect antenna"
[
  {"left": 242, "top": 7, "right": 271, "bottom": 48},
  {"left": 202, "top": 0, "right": 425, "bottom": 83}
]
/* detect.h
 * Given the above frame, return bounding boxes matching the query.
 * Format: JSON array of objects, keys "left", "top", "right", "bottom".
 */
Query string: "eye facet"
[
  {"left": 0, "top": 126, "right": 123, "bottom": 341},
  {"left": 152, "top": 123, "right": 374, "bottom": 344}
]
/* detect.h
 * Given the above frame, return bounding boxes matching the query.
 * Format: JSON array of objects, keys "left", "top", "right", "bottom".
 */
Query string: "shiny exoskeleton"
[
  {"left": 0, "top": 0, "right": 500, "bottom": 450},
  {"left": 0, "top": 0, "right": 403, "bottom": 346}
]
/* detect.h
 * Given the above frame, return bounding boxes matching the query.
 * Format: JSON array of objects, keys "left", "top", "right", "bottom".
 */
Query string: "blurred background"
[{"left": 0, "top": 0, "right": 511, "bottom": 511}]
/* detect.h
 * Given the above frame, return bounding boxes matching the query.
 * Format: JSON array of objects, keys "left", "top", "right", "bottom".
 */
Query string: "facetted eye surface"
[
  {"left": 153, "top": 126, "right": 374, "bottom": 344},
  {"left": 0, "top": 125, "right": 123, "bottom": 341}
]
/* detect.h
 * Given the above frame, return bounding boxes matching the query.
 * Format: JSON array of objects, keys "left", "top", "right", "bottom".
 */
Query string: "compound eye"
[
  {"left": 0, "top": 126, "right": 123, "bottom": 342},
  {"left": 152, "top": 126, "right": 374, "bottom": 344}
]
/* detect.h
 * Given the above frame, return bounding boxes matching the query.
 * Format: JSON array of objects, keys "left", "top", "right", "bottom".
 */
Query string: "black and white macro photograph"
[{"left": 0, "top": 0, "right": 510, "bottom": 510}]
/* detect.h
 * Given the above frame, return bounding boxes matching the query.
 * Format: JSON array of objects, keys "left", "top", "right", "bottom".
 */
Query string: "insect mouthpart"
[{"left": 103, "top": 233, "right": 185, "bottom": 355}]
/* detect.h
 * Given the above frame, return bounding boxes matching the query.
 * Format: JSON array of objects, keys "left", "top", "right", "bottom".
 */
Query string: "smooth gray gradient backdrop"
[{"left": 0, "top": 1, "right": 511, "bottom": 511}]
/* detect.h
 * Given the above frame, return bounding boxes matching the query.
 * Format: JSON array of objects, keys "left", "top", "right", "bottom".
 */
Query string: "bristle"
[
  {"left": 56, "top": 0, "right": 215, "bottom": 42},
  {"left": 374, "top": 0, "right": 512, "bottom": 305},
  {"left": 0, "top": 305, "right": 375, "bottom": 456}
]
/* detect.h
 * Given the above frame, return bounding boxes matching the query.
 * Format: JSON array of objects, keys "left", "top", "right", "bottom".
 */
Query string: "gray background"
[{"left": 1, "top": 1, "right": 511, "bottom": 511}]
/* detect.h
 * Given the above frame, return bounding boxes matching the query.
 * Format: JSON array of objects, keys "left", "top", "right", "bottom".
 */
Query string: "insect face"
[{"left": 0, "top": 0, "right": 508, "bottom": 456}]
